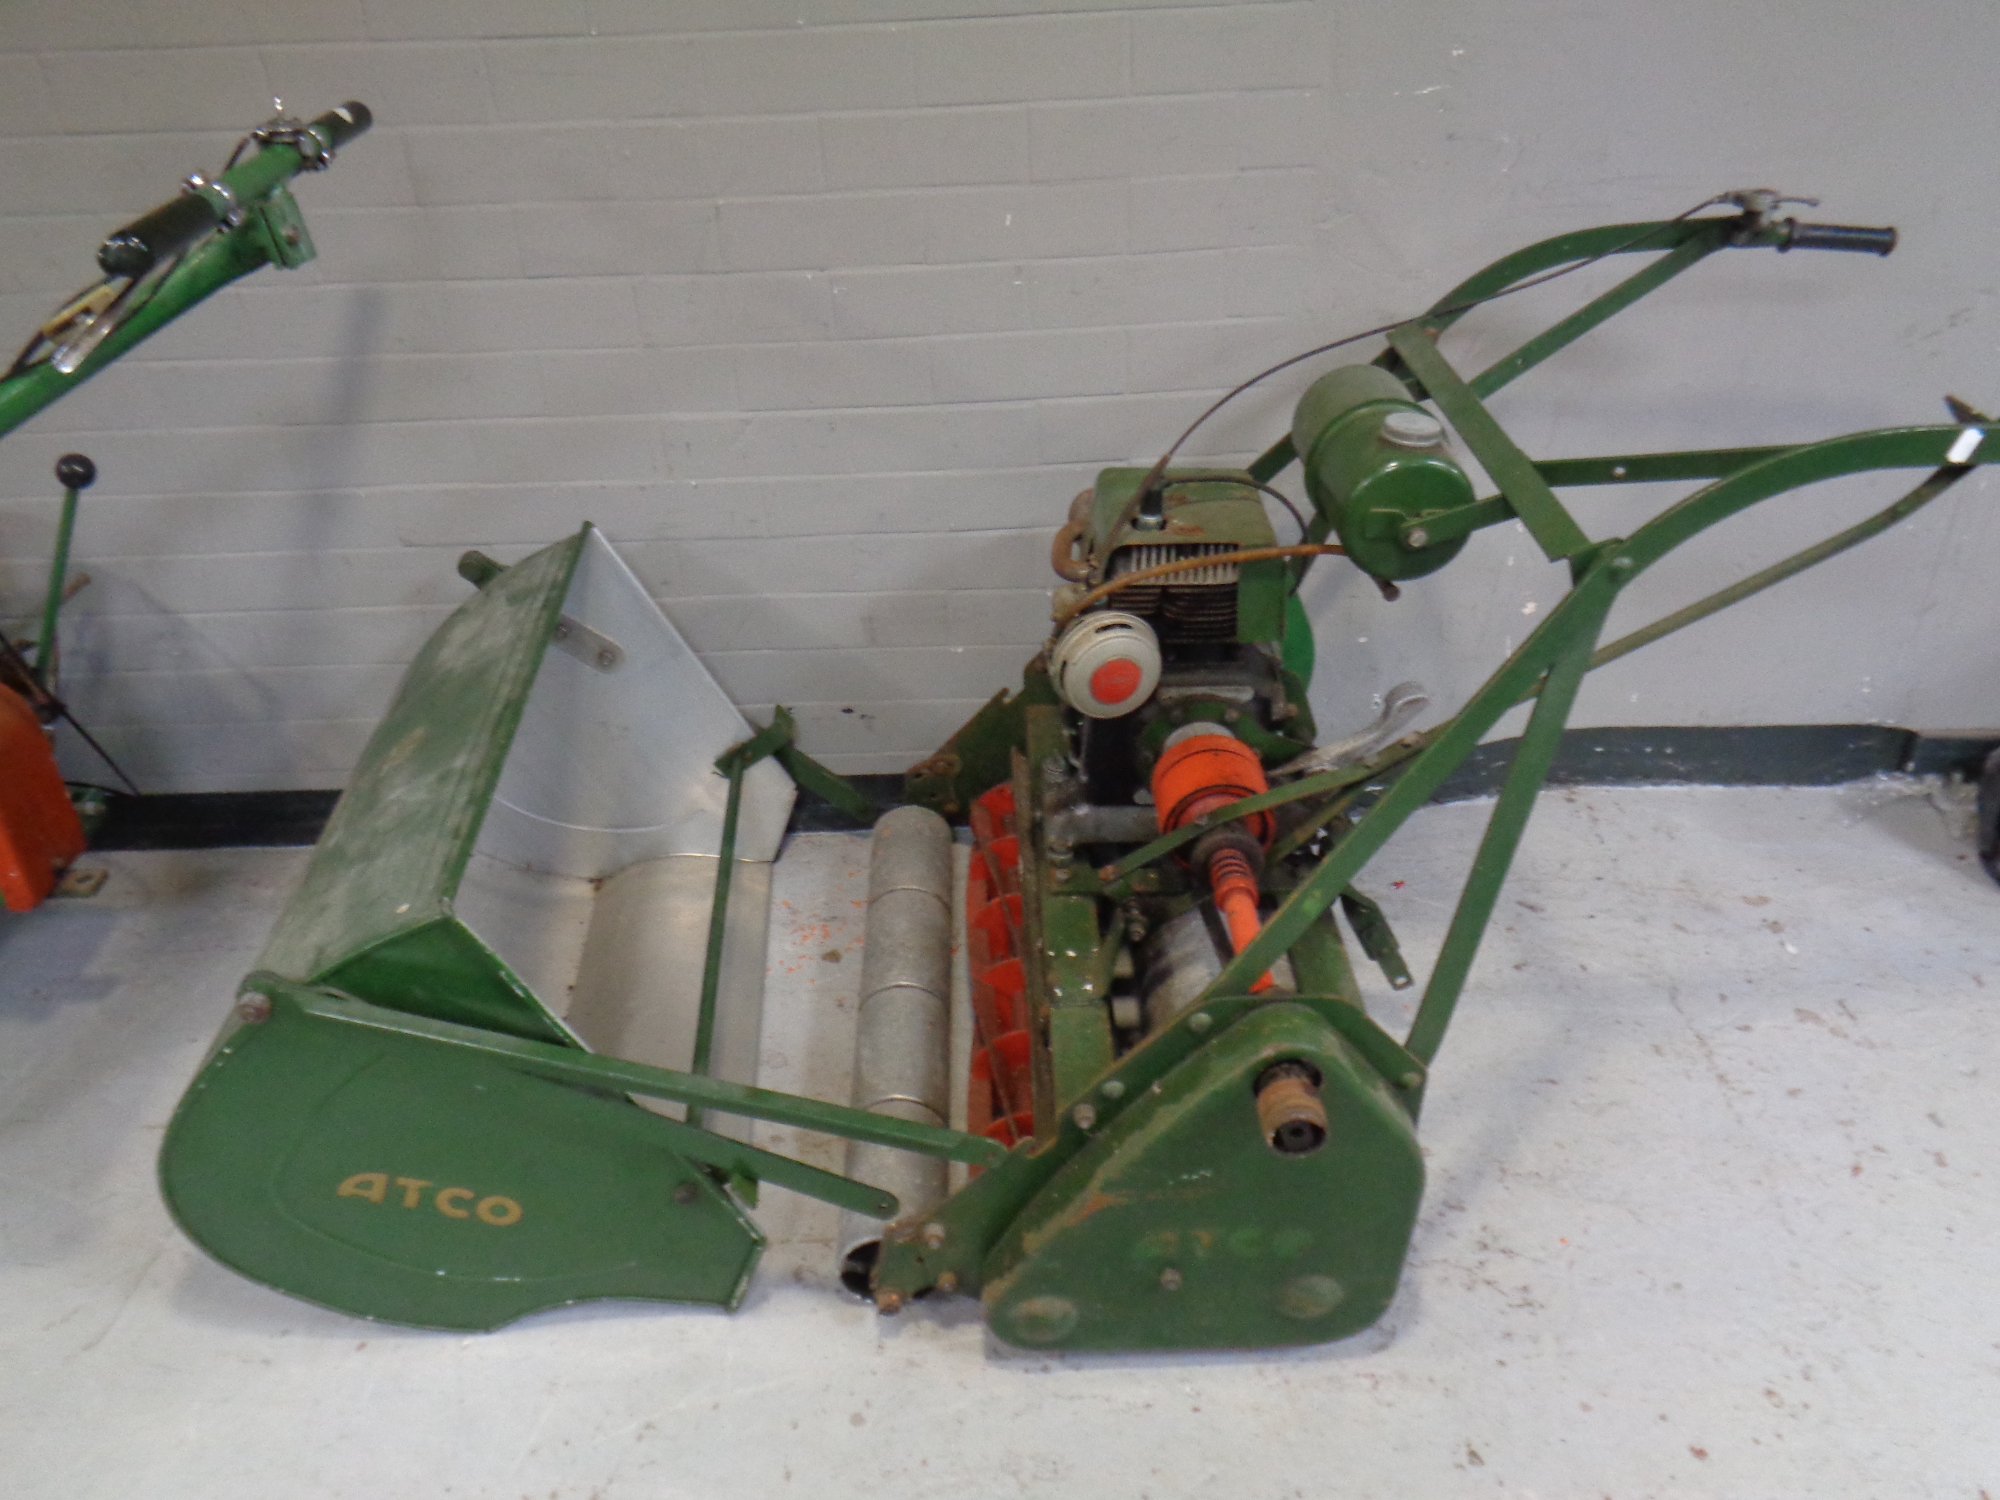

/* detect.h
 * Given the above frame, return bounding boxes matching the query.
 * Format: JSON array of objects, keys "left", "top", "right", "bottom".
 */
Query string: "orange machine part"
[
  {"left": 1150, "top": 731, "right": 1273, "bottom": 845},
  {"left": 966, "top": 782, "right": 1035, "bottom": 1161},
  {"left": 0, "top": 684, "right": 84, "bottom": 912},
  {"left": 1206, "top": 845, "right": 1273, "bottom": 994},
  {"left": 1150, "top": 730, "right": 1275, "bottom": 992}
]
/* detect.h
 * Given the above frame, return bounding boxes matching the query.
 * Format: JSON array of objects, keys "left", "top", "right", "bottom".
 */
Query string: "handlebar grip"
[
  {"left": 1781, "top": 220, "right": 1897, "bottom": 255},
  {"left": 94, "top": 102, "right": 370, "bottom": 279},
  {"left": 97, "top": 192, "right": 222, "bottom": 278},
  {"left": 312, "top": 100, "right": 372, "bottom": 149}
]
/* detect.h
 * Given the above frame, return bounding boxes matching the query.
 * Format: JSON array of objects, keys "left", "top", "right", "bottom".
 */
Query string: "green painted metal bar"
[
  {"left": 1412, "top": 435, "right": 1966, "bottom": 551},
  {"left": 627, "top": 1097, "right": 896, "bottom": 1218},
  {"left": 1394, "top": 495, "right": 1513, "bottom": 549},
  {"left": 1469, "top": 228, "right": 1725, "bottom": 398},
  {"left": 0, "top": 233, "right": 267, "bottom": 440},
  {"left": 1204, "top": 561, "right": 1626, "bottom": 1000},
  {"left": 1262, "top": 736, "right": 1440, "bottom": 866},
  {"left": 1263, "top": 792, "right": 1352, "bottom": 866},
  {"left": 1212, "top": 426, "right": 1990, "bottom": 1029},
  {"left": 1099, "top": 753, "right": 1400, "bottom": 884},
  {"left": 1389, "top": 323, "right": 1594, "bottom": 562},
  {"left": 689, "top": 707, "right": 821, "bottom": 1129},
  {"left": 0, "top": 110, "right": 364, "bottom": 444},
  {"left": 1403, "top": 620, "right": 1604, "bottom": 1064},
  {"left": 1579, "top": 461, "right": 1970, "bottom": 681},
  {"left": 1619, "top": 425, "right": 1988, "bottom": 572},
  {"left": 1419, "top": 218, "right": 1728, "bottom": 336},
  {"left": 1339, "top": 887, "right": 1414, "bottom": 991},
  {"left": 1535, "top": 446, "right": 1794, "bottom": 487},
  {"left": 686, "top": 758, "right": 746, "bottom": 1130},
  {"left": 1248, "top": 434, "right": 1297, "bottom": 484},
  {"left": 773, "top": 744, "right": 878, "bottom": 823},
  {"left": 35, "top": 481, "right": 80, "bottom": 688},
  {"left": 288, "top": 985, "right": 1010, "bottom": 1167}
]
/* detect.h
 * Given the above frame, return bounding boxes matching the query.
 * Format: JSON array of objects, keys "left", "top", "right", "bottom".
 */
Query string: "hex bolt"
[
  {"left": 672, "top": 1181, "right": 699, "bottom": 1205},
  {"left": 935, "top": 1271, "right": 959, "bottom": 1296},
  {"left": 596, "top": 647, "right": 618, "bottom": 669},
  {"left": 920, "top": 1221, "right": 947, "bottom": 1250},
  {"left": 1405, "top": 526, "right": 1431, "bottom": 549},
  {"left": 1071, "top": 1102, "right": 1098, "bottom": 1131},
  {"left": 1159, "top": 1267, "right": 1184, "bottom": 1292},
  {"left": 875, "top": 1288, "right": 904, "bottom": 1315},
  {"left": 235, "top": 992, "right": 272, "bottom": 1024}
]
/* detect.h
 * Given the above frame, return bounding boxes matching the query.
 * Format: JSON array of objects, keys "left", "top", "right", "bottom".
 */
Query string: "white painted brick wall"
[{"left": 2, "top": 1, "right": 1997, "bottom": 794}]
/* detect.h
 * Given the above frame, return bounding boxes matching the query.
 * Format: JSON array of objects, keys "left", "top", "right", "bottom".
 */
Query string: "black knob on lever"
[{"left": 55, "top": 453, "right": 96, "bottom": 490}]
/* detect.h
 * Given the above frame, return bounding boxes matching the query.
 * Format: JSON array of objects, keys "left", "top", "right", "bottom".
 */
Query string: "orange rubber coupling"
[
  {"left": 1150, "top": 728, "right": 1276, "bottom": 992},
  {"left": 1149, "top": 731, "right": 1272, "bottom": 843}
]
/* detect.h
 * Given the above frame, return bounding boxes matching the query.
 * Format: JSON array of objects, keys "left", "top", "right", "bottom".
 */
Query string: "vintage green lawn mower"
[{"left": 160, "top": 193, "right": 1994, "bottom": 1350}]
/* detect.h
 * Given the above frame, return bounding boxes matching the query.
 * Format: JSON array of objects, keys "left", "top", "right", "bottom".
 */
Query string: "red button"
[{"left": 1089, "top": 656, "right": 1143, "bottom": 704}]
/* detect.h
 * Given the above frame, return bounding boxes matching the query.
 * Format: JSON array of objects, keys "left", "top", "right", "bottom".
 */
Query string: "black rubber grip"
[
  {"left": 97, "top": 191, "right": 221, "bottom": 278},
  {"left": 1781, "top": 220, "right": 1897, "bottom": 255},
  {"left": 313, "top": 100, "right": 372, "bottom": 148}
]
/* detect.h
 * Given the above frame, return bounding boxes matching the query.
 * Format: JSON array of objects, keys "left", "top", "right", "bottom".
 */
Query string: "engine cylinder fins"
[
  {"left": 1051, "top": 610, "right": 1162, "bottom": 719},
  {"left": 837, "top": 806, "right": 955, "bottom": 1301},
  {"left": 1106, "top": 541, "right": 1243, "bottom": 642}
]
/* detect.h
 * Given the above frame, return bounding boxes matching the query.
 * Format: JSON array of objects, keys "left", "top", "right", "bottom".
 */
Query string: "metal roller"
[
  {"left": 858, "top": 889, "right": 951, "bottom": 1005},
  {"left": 838, "top": 806, "right": 955, "bottom": 1297}
]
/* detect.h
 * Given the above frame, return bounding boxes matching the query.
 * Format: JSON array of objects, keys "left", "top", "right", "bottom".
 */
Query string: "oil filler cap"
[
  {"left": 1051, "top": 611, "right": 1162, "bottom": 718},
  {"left": 1380, "top": 408, "right": 1444, "bottom": 448}
]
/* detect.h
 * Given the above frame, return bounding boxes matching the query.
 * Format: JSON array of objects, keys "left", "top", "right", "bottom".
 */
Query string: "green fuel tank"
[{"left": 1292, "top": 364, "right": 1473, "bottom": 581}]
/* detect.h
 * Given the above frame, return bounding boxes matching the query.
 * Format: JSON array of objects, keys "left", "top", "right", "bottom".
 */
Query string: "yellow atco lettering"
[
  {"left": 476, "top": 1195, "right": 522, "bottom": 1226},
  {"left": 435, "top": 1187, "right": 474, "bottom": 1219},
  {"left": 337, "top": 1172, "right": 388, "bottom": 1204},
  {"left": 336, "top": 1173, "right": 520, "bottom": 1225}
]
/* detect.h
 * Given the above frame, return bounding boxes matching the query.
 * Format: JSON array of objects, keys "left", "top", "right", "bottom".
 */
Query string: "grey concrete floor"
[{"left": 1, "top": 783, "right": 1997, "bottom": 1500}]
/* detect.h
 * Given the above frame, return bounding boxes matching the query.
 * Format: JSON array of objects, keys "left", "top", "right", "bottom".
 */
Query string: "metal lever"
[{"left": 1275, "top": 681, "right": 1430, "bottom": 780}]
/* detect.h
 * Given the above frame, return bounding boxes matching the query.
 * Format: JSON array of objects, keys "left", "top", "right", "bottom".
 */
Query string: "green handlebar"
[
  {"left": 0, "top": 101, "right": 370, "bottom": 445},
  {"left": 97, "top": 102, "right": 370, "bottom": 278}
]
